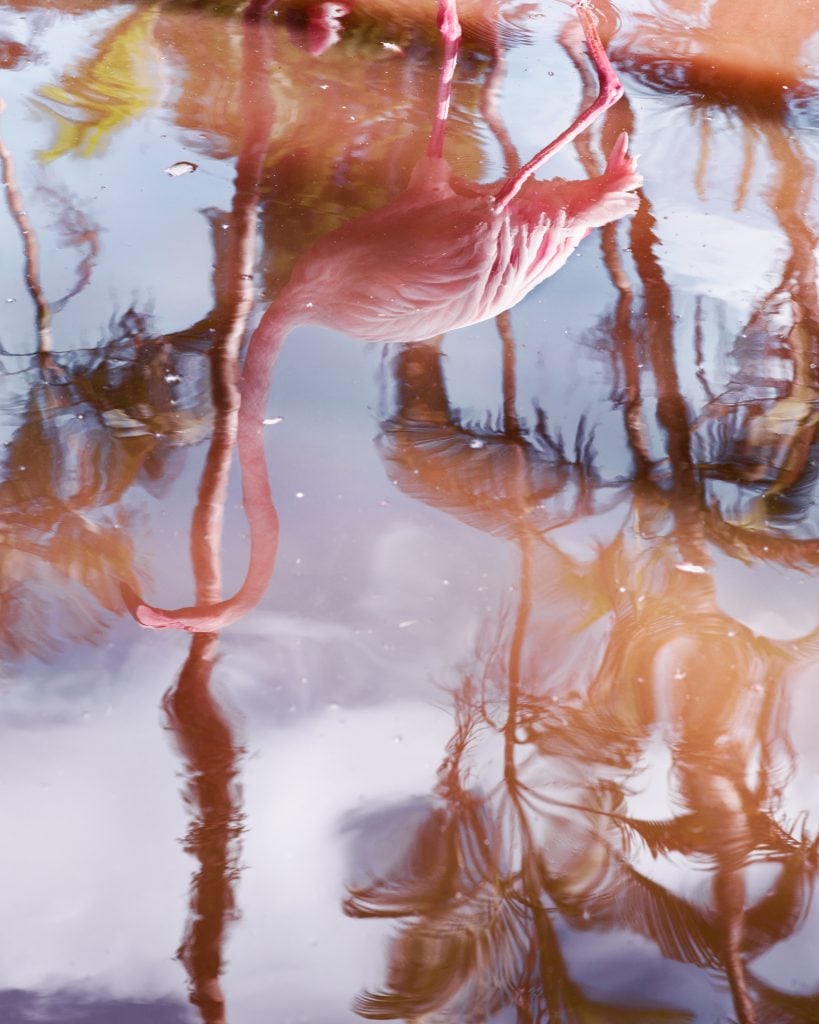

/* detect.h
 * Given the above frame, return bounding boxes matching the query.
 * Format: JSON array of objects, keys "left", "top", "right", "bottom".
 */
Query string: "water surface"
[{"left": 1, "top": 1, "right": 819, "bottom": 1021}]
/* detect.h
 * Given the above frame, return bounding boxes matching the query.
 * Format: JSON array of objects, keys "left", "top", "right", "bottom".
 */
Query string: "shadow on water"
[{"left": 1, "top": 0, "right": 819, "bottom": 1022}]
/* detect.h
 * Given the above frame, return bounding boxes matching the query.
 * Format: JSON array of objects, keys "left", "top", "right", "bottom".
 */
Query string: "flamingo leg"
[
  {"left": 494, "top": 2, "right": 623, "bottom": 211},
  {"left": 427, "top": 0, "right": 462, "bottom": 159}
]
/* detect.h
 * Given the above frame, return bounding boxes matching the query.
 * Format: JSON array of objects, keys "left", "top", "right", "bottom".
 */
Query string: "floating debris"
[
  {"left": 675, "top": 562, "right": 708, "bottom": 574},
  {"left": 164, "top": 161, "right": 197, "bottom": 177}
]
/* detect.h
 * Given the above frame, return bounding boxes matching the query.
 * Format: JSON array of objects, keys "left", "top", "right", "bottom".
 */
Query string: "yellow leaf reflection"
[{"left": 37, "top": 5, "right": 159, "bottom": 162}]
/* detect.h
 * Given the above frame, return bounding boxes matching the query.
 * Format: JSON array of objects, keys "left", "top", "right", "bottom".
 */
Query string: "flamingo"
[{"left": 124, "top": 0, "right": 641, "bottom": 632}]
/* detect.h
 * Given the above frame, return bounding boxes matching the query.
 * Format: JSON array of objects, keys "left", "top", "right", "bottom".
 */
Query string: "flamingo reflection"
[{"left": 124, "top": 0, "right": 641, "bottom": 633}]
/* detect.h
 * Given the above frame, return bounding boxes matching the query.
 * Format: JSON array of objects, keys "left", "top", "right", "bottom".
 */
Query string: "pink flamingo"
[{"left": 124, "top": 0, "right": 641, "bottom": 632}]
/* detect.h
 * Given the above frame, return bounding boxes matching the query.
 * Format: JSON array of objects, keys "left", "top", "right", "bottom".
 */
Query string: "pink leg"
[
  {"left": 494, "top": 2, "right": 623, "bottom": 211},
  {"left": 427, "top": 0, "right": 462, "bottom": 159}
]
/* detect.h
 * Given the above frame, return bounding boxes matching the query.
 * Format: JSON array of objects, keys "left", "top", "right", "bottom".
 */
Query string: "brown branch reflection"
[{"left": 0, "top": 97, "right": 53, "bottom": 360}]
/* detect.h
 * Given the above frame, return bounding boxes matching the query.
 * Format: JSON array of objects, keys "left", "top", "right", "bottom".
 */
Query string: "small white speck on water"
[
  {"left": 673, "top": 668, "right": 686, "bottom": 680},
  {"left": 675, "top": 562, "right": 707, "bottom": 574},
  {"left": 305, "top": 301, "right": 314, "bottom": 308},
  {"left": 381, "top": 41, "right": 403, "bottom": 53},
  {"left": 319, "top": 83, "right": 328, "bottom": 90},
  {"left": 442, "top": 579, "right": 450, "bottom": 586},
  {"left": 163, "top": 372, "right": 181, "bottom": 383},
  {"left": 4, "top": 297, "right": 14, "bottom": 303},
  {"left": 164, "top": 160, "right": 197, "bottom": 177},
  {"left": 76, "top": 413, "right": 84, "bottom": 420},
  {"left": 618, "top": 586, "right": 626, "bottom": 593},
  {"left": 295, "top": 491, "right": 304, "bottom": 498},
  {"left": 263, "top": 416, "right": 283, "bottom": 426},
  {"left": 398, "top": 620, "right": 417, "bottom": 629},
  {"left": 469, "top": 438, "right": 485, "bottom": 449}
]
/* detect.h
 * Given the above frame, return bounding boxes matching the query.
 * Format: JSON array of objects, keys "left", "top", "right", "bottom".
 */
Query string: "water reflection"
[
  {"left": 164, "top": 635, "right": 242, "bottom": 1024},
  {"left": 125, "top": 0, "right": 641, "bottom": 631},
  {"left": 347, "top": 6, "right": 819, "bottom": 1017},
  {"left": 352, "top": 314, "right": 819, "bottom": 1021},
  {"left": 153, "top": 4, "right": 278, "bottom": 1017},
  {"left": 2, "top": 0, "right": 819, "bottom": 1021},
  {"left": 606, "top": 0, "right": 819, "bottom": 536}
]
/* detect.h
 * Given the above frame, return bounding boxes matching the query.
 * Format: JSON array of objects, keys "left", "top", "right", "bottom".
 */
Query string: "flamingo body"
[{"left": 279, "top": 135, "right": 639, "bottom": 344}]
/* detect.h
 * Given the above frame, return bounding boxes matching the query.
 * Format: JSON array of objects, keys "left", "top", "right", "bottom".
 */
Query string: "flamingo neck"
[{"left": 124, "top": 303, "right": 297, "bottom": 632}]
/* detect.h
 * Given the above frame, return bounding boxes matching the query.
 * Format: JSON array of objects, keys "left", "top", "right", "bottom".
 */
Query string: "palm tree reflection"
[{"left": 351, "top": 309, "right": 819, "bottom": 1020}]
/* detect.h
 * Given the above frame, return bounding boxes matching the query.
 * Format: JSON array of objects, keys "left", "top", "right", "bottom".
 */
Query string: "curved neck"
[{"left": 123, "top": 302, "right": 296, "bottom": 632}]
